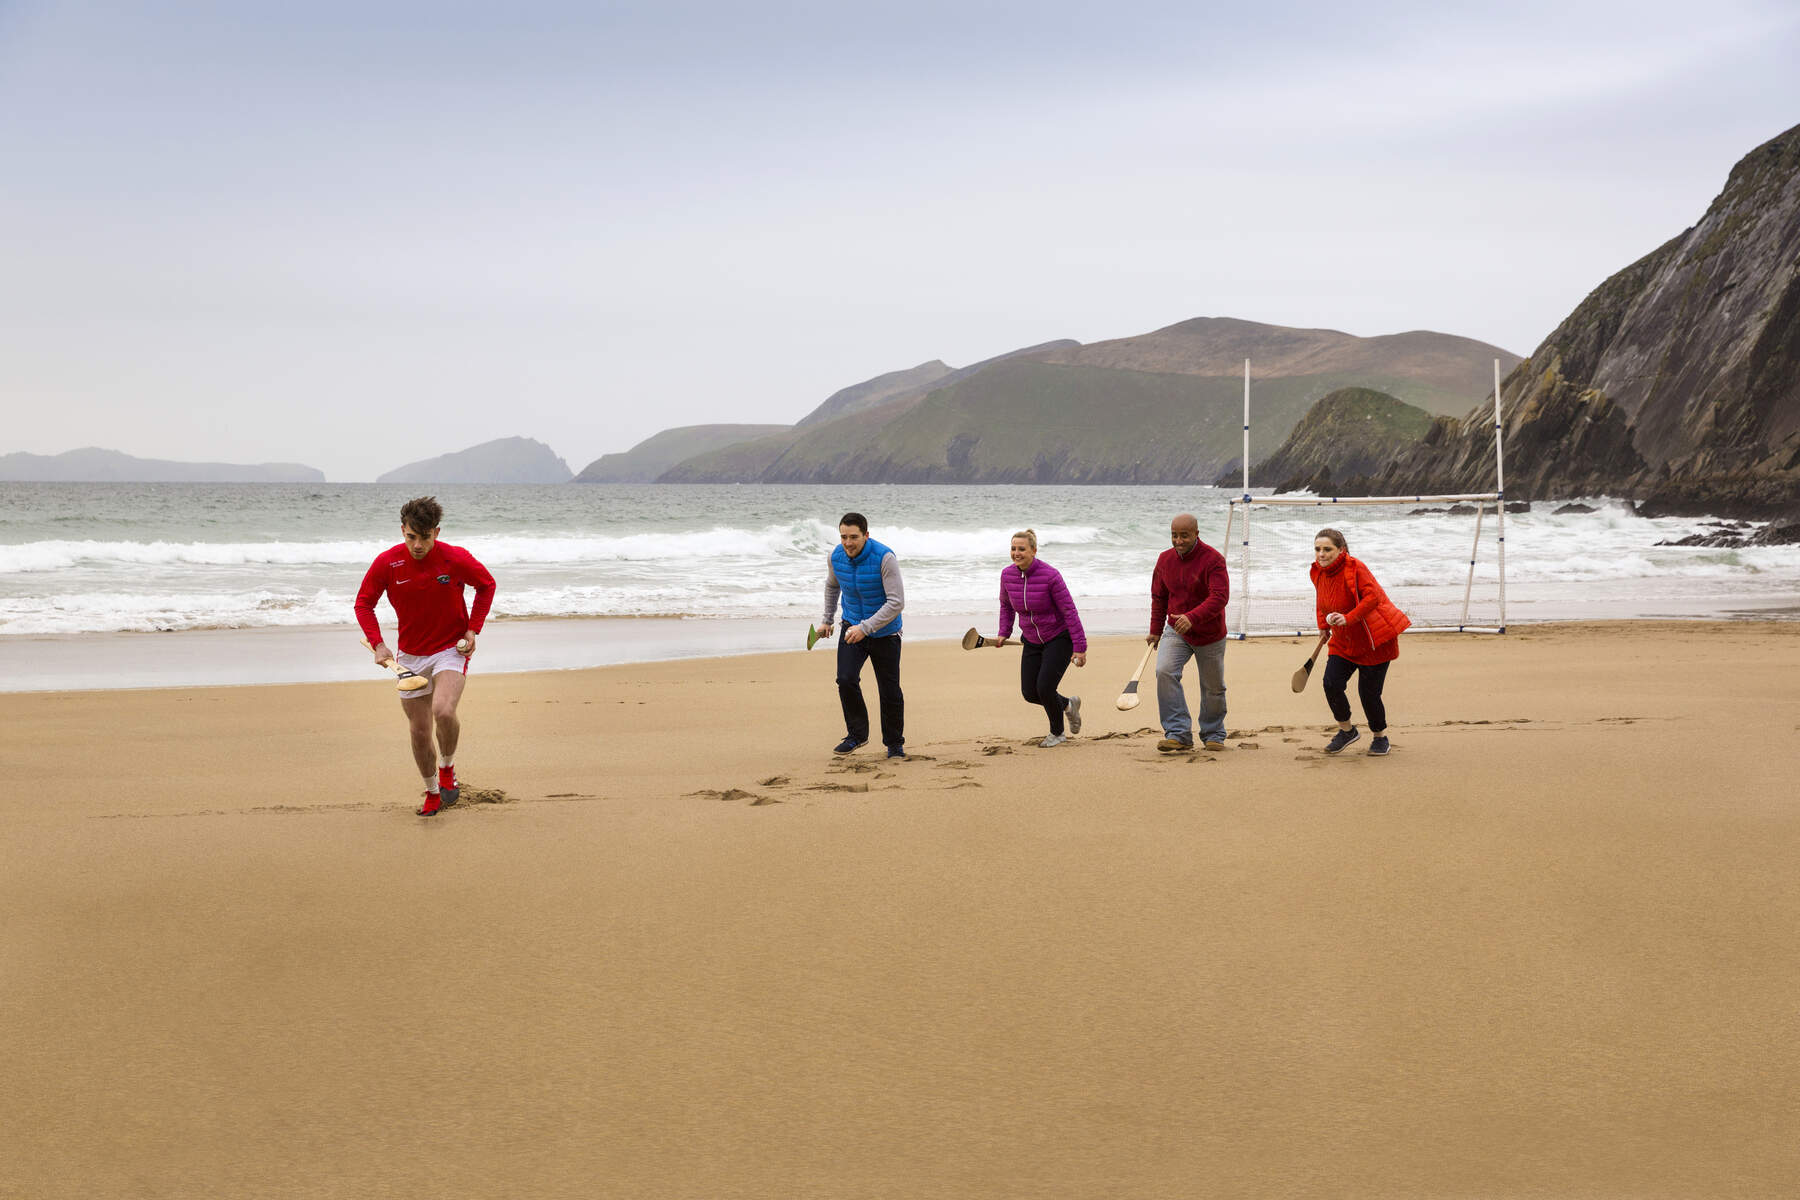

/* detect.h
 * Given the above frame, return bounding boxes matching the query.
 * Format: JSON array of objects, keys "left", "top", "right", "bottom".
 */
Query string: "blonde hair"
[{"left": 1011, "top": 529, "right": 1037, "bottom": 551}]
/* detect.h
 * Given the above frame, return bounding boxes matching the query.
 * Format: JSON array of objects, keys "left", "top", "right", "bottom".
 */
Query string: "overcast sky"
[{"left": 2, "top": 1, "right": 1797, "bottom": 480}]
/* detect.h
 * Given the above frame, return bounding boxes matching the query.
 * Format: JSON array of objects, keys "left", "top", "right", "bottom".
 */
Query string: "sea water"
[{"left": 2, "top": 482, "right": 1795, "bottom": 690}]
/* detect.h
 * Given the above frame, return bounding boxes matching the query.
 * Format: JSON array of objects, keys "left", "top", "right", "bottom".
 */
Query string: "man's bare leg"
[
  {"left": 404, "top": 692, "right": 436, "bottom": 781},
  {"left": 432, "top": 671, "right": 466, "bottom": 762}
]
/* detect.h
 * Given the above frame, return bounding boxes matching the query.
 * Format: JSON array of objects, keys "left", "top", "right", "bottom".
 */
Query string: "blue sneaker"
[
  {"left": 1325, "top": 727, "right": 1360, "bottom": 755},
  {"left": 834, "top": 737, "right": 866, "bottom": 754},
  {"left": 886, "top": 745, "right": 906, "bottom": 759},
  {"left": 1368, "top": 735, "right": 1391, "bottom": 756}
]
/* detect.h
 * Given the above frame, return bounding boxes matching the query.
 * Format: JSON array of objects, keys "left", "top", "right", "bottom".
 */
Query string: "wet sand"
[{"left": 5, "top": 622, "right": 1798, "bottom": 1197}]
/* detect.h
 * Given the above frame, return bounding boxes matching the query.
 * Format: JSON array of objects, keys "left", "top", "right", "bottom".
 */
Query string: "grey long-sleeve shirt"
[{"left": 822, "top": 549, "right": 905, "bottom": 635}]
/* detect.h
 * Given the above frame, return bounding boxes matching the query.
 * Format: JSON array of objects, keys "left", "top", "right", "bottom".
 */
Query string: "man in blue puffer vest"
[{"left": 816, "top": 511, "right": 906, "bottom": 758}]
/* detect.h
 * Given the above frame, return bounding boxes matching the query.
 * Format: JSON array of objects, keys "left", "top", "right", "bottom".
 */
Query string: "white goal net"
[
  {"left": 1221, "top": 493, "right": 1507, "bottom": 638},
  {"left": 1219, "top": 358, "right": 1509, "bottom": 638}
]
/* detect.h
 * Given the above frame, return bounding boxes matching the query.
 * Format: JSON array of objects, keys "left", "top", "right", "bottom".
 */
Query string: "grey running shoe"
[
  {"left": 1041, "top": 733, "right": 1067, "bottom": 748},
  {"left": 1325, "top": 727, "right": 1361, "bottom": 755},
  {"left": 1065, "top": 695, "right": 1082, "bottom": 735},
  {"left": 1368, "top": 735, "right": 1391, "bottom": 756}
]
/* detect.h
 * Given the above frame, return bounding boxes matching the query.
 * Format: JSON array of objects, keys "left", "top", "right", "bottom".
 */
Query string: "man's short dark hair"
[
  {"left": 401, "top": 496, "right": 443, "bottom": 534},
  {"left": 839, "top": 512, "right": 868, "bottom": 534}
]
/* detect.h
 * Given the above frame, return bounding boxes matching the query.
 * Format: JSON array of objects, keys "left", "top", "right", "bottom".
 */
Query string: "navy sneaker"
[
  {"left": 1368, "top": 735, "right": 1391, "bottom": 756},
  {"left": 1325, "top": 727, "right": 1361, "bottom": 755},
  {"left": 834, "top": 737, "right": 866, "bottom": 754},
  {"left": 886, "top": 745, "right": 906, "bottom": 760}
]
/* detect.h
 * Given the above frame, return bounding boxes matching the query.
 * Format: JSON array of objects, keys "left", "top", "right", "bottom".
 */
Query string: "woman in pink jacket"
[
  {"left": 991, "top": 529, "right": 1088, "bottom": 747},
  {"left": 1311, "top": 527, "right": 1411, "bottom": 756}
]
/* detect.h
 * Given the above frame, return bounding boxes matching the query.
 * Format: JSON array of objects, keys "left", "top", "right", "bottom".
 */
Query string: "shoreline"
[{"left": 6, "top": 589, "right": 1800, "bottom": 693}]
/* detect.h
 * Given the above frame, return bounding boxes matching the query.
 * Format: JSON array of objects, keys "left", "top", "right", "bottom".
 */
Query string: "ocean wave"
[{"left": 0, "top": 521, "right": 1116, "bottom": 574}]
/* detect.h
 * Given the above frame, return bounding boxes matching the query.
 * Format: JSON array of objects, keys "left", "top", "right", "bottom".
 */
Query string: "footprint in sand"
[
  {"left": 805, "top": 782, "right": 870, "bottom": 794},
  {"left": 934, "top": 760, "right": 977, "bottom": 770},
  {"left": 981, "top": 745, "right": 1015, "bottom": 756},
  {"left": 451, "top": 786, "right": 509, "bottom": 805},
  {"left": 760, "top": 775, "right": 791, "bottom": 787},
  {"left": 829, "top": 761, "right": 881, "bottom": 774},
  {"left": 686, "top": 787, "right": 778, "bottom": 805}
]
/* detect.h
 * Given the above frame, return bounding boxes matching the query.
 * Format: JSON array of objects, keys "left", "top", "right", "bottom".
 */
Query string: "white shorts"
[{"left": 396, "top": 646, "right": 471, "bottom": 699}]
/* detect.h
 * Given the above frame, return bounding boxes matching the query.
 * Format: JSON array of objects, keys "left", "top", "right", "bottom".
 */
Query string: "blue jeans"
[{"left": 1156, "top": 626, "right": 1226, "bottom": 744}]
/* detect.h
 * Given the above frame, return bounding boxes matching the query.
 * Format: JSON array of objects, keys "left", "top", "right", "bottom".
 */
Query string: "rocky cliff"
[{"left": 1361, "top": 122, "right": 1800, "bottom": 516}]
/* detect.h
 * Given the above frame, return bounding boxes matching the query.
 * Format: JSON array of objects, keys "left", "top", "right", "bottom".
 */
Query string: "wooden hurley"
[
  {"left": 961, "top": 627, "right": 1007, "bottom": 650},
  {"left": 360, "top": 637, "right": 429, "bottom": 692},
  {"left": 1115, "top": 644, "right": 1156, "bottom": 710},
  {"left": 1290, "top": 630, "right": 1331, "bottom": 693}
]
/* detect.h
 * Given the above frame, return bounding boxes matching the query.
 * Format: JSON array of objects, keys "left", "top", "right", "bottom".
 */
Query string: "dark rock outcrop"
[
  {"left": 1223, "top": 387, "right": 1434, "bottom": 493},
  {"left": 1359, "top": 122, "right": 1800, "bottom": 517}
]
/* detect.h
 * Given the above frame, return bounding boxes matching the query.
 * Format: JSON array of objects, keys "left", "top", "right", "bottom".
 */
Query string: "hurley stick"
[
  {"left": 1115, "top": 644, "right": 1156, "bottom": 710},
  {"left": 1290, "top": 630, "right": 1331, "bottom": 693},
  {"left": 960, "top": 628, "right": 1009, "bottom": 650},
  {"left": 361, "top": 637, "right": 429, "bottom": 692}
]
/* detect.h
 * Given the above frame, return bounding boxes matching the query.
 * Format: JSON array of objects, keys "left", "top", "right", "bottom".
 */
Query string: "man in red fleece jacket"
[
  {"left": 1147, "top": 512, "right": 1229, "bottom": 751},
  {"left": 355, "top": 496, "right": 496, "bottom": 815}
]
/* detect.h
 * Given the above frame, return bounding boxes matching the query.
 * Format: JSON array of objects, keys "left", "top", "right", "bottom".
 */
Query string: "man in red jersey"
[{"left": 355, "top": 496, "right": 496, "bottom": 816}]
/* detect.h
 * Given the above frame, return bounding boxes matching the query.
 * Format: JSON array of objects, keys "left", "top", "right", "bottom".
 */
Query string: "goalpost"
[{"left": 1222, "top": 359, "right": 1508, "bottom": 638}]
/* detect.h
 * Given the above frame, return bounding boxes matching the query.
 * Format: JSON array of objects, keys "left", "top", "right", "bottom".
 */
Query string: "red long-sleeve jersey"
[{"left": 355, "top": 541, "right": 496, "bottom": 656}]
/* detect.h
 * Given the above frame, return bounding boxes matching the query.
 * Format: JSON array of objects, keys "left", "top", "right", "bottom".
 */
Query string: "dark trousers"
[
  {"left": 1322, "top": 656, "right": 1390, "bottom": 732},
  {"left": 1020, "top": 633, "right": 1075, "bottom": 735},
  {"left": 837, "top": 634, "right": 903, "bottom": 748}
]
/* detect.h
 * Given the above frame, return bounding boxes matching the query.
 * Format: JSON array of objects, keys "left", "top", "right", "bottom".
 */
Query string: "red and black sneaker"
[
  {"left": 437, "top": 765, "right": 460, "bottom": 792},
  {"left": 417, "top": 790, "right": 442, "bottom": 817}
]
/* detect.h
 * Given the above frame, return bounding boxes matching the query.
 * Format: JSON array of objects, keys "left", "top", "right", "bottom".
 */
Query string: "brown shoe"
[
  {"left": 1203, "top": 740, "right": 1226, "bottom": 751},
  {"left": 1156, "top": 738, "right": 1192, "bottom": 753}
]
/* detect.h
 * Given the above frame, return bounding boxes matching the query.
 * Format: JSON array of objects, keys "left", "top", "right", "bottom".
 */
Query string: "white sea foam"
[{"left": 1, "top": 486, "right": 1795, "bottom": 635}]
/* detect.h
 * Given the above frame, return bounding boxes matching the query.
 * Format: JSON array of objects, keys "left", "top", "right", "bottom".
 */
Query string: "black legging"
[
  {"left": 1020, "top": 632, "right": 1075, "bottom": 735},
  {"left": 1322, "top": 656, "right": 1389, "bottom": 732}
]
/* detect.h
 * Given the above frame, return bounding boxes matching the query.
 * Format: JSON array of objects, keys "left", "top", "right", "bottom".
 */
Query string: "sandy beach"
[{"left": 5, "top": 621, "right": 1798, "bottom": 1197}]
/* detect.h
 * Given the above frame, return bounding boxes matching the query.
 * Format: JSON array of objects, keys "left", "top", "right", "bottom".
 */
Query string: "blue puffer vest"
[{"left": 832, "top": 538, "right": 901, "bottom": 637}]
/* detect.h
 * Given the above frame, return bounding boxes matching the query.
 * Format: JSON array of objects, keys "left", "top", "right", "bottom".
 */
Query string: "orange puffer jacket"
[{"left": 1311, "top": 554, "right": 1410, "bottom": 665}]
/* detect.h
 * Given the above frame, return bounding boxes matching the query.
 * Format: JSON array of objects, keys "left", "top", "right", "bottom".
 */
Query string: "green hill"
[
  {"left": 660, "top": 319, "right": 1517, "bottom": 484},
  {"left": 574, "top": 424, "right": 791, "bottom": 483}
]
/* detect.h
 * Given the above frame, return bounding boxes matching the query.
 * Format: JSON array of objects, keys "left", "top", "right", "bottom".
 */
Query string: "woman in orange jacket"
[{"left": 1310, "top": 528, "right": 1410, "bottom": 756}]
